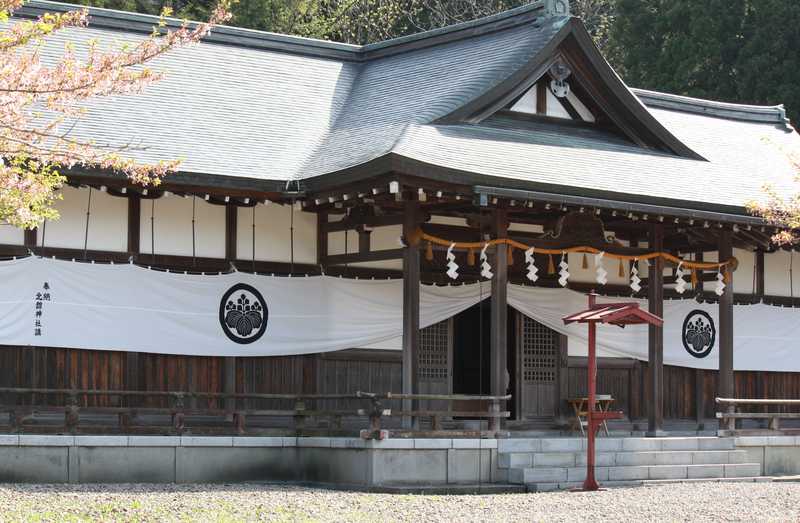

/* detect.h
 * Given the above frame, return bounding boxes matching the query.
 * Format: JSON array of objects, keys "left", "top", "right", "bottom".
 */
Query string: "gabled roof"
[{"left": 14, "top": 1, "right": 800, "bottom": 218}]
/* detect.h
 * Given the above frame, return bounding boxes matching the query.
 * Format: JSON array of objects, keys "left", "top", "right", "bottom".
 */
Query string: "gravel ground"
[{"left": 0, "top": 482, "right": 798, "bottom": 522}]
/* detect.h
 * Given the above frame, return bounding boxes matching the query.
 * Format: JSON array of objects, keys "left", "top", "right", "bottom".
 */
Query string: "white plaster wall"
[
  {"left": 236, "top": 203, "right": 316, "bottom": 264},
  {"left": 733, "top": 248, "right": 756, "bottom": 294},
  {"left": 39, "top": 186, "right": 127, "bottom": 251},
  {"left": 0, "top": 223, "right": 24, "bottom": 245},
  {"left": 348, "top": 224, "right": 403, "bottom": 270},
  {"left": 140, "top": 195, "right": 225, "bottom": 258},
  {"left": 765, "top": 249, "right": 797, "bottom": 297}
]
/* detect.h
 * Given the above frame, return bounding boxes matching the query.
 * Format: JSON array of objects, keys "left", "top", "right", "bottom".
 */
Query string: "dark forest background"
[{"left": 66, "top": 0, "right": 800, "bottom": 124}]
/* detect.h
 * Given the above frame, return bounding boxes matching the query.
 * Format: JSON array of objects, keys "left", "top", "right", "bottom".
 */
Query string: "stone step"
[
  {"left": 498, "top": 436, "right": 735, "bottom": 455},
  {"left": 508, "top": 462, "right": 762, "bottom": 484},
  {"left": 527, "top": 475, "right": 772, "bottom": 493},
  {"left": 498, "top": 449, "right": 749, "bottom": 469}
]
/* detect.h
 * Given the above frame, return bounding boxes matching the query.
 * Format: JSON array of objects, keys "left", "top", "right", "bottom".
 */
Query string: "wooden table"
[{"left": 568, "top": 395, "right": 614, "bottom": 436}]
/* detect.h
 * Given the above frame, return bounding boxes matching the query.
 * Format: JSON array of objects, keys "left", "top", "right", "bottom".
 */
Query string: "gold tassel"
[
  {"left": 548, "top": 254, "right": 556, "bottom": 275},
  {"left": 425, "top": 241, "right": 433, "bottom": 261},
  {"left": 467, "top": 249, "right": 475, "bottom": 266},
  {"left": 582, "top": 253, "right": 589, "bottom": 270},
  {"left": 724, "top": 268, "right": 731, "bottom": 284},
  {"left": 618, "top": 258, "right": 625, "bottom": 278},
  {"left": 508, "top": 246, "right": 514, "bottom": 266}
]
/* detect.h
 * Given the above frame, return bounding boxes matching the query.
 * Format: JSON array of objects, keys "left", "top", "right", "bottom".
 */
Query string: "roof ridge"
[
  {"left": 17, "top": 0, "right": 548, "bottom": 62},
  {"left": 633, "top": 88, "right": 790, "bottom": 125}
]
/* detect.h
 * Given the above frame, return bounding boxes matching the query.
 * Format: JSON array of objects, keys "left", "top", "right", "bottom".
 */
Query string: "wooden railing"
[
  {"left": 0, "top": 387, "right": 510, "bottom": 438},
  {"left": 716, "top": 397, "right": 800, "bottom": 435}
]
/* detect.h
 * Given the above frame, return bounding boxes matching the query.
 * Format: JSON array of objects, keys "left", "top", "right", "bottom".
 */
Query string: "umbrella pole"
[{"left": 583, "top": 297, "right": 599, "bottom": 491}]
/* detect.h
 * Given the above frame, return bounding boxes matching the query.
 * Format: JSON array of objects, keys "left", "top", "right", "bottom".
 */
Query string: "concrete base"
[
  {"left": 734, "top": 436, "right": 800, "bottom": 476},
  {"left": 0, "top": 435, "right": 499, "bottom": 487}
]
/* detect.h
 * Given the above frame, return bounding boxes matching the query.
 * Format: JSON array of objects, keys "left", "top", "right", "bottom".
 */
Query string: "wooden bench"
[{"left": 716, "top": 397, "right": 800, "bottom": 435}]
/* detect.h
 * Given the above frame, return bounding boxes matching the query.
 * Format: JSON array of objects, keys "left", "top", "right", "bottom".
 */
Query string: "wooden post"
[
  {"left": 358, "top": 227, "right": 371, "bottom": 254},
  {"left": 718, "top": 231, "right": 734, "bottom": 402},
  {"left": 224, "top": 204, "right": 237, "bottom": 419},
  {"left": 23, "top": 227, "right": 37, "bottom": 248},
  {"left": 755, "top": 250, "right": 765, "bottom": 297},
  {"left": 695, "top": 368, "right": 705, "bottom": 431},
  {"left": 127, "top": 194, "right": 141, "bottom": 254},
  {"left": 647, "top": 223, "right": 664, "bottom": 436},
  {"left": 402, "top": 200, "right": 421, "bottom": 429},
  {"left": 225, "top": 203, "right": 237, "bottom": 261},
  {"left": 490, "top": 209, "right": 509, "bottom": 423},
  {"left": 317, "top": 211, "right": 328, "bottom": 270}
]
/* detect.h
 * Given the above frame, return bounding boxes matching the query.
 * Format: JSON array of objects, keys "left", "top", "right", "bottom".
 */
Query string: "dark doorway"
[{"left": 452, "top": 301, "right": 517, "bottom": 417}]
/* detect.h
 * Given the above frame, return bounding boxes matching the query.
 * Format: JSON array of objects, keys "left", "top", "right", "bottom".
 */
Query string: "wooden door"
[
  {"left": 418, "top": 318, "right": 453, "bottom": 411},
  {"left": 517, "top": 313, "right": 560, "bottom": 419}
]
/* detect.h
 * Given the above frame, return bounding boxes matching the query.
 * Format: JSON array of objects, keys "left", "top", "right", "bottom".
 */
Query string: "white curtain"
[
  {"left": 0, "top": 257, "right": 483, "bottom": 357},
  {"left": 2, "top": 257, "right": 800, "bottom": 371},
  {"left": 508, "top": 284, "right": 800, "bottom": 372}
]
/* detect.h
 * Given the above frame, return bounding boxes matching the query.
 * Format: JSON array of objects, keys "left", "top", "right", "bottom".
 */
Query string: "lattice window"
[
  {"left": 419, "top": 320, "right": 449, "bottom": 380},
  {"left": 521, "top": 316, "right": 557, "bottom": 383}
]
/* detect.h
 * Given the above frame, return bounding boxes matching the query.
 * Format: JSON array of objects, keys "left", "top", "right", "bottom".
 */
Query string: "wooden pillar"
[
  {"left": 718, "top": 231, "right": 734, "bottom": 401},
  {"left": 490, "top": 210, "right": 509, "bottom": 403},
  {"left": 755, "top": 250, "right": 765, "bottom": 297},
  {"left": 23, "top": 227, "right": 37, "bottom": 248},
  {"left": 695, "top": 368, "right": 705, "bottom": 430},
  {"left": 224, "top": 204, "right": 237, "bottom": 416},
  {"left": 127, "top": 194, "right": 140, "bottom": 254},
  {"left": 647, "top": 223, "right": 664, "bottom": 436},
  {"left": 225, "top": 203, "right": 237, "bottom": 261},
  {"left": 402, "top": 200, "right": 421, "bottom": 429},
  {"left": 358, "top": 227, "right": 371, "bottom": 254},
  {"left": 317, "top": 212, "right": 328, "bottom": 270}
]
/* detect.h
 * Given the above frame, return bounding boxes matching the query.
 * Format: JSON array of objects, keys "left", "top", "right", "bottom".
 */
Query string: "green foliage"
[{"left": 608, "top": 0, "right": 800, "bottom": 124}]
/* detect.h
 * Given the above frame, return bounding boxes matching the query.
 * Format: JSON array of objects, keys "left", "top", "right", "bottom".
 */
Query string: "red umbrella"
[{"left": 563, "top": 293, "right": 664, "bottom": 491}]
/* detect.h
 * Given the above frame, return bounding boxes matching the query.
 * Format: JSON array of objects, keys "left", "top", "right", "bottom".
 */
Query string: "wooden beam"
[
  {"left": 317, "top": 212, "right": 328, "bottom": 270},
  {"left": 358, "top": 228, "right": 371, "bottom": 254},
  {"left": 326, "top": 249, "right": 403, "bottom": 266},
  {"left": 324, "top": 213, "right": 405, "bottom": 233},
  {"left": 225, "top": 203, "right": 237, "bottom": 261},
  {"left": 402, "top": 200, "right": 421, "bottom": 429},
  {"left": 127, "top": 194, "right": 140, "bottom": 254},
  {"left": 536, "top": 81, "right": 547, "bottom": 115},
  {"left": 647, "top": 223, "right": 664, "bottom": 436},
  {"left": 718, "top": 231, "right": 734, "bottom": 402},
  {"left": 491, "top": 209, "right": 509, "bottom": 406}
]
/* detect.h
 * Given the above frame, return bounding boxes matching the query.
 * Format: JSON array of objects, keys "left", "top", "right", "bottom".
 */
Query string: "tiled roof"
[{"left": 14, "top": 1, "right": 800, "bottom": 215}]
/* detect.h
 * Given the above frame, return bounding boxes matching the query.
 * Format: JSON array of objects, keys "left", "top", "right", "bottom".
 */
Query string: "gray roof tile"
[{"left": 14, "top": 1, "right": 800, "bottom": 213}]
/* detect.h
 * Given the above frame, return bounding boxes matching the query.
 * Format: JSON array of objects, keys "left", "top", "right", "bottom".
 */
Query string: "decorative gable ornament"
[
  {"left": 549, "top": 59, "right": 572, "bottom": 99},
  {"left": 544, "top": 0, "right": 570, "bottom": 17}
]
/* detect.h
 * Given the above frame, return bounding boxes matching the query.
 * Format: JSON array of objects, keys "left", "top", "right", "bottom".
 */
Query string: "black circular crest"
[
  {"left": 682, "top": 310, "right": 715, "bottom": 358},
  {"left": 219, "top": 283, "right": 268, "bottom": 344}
]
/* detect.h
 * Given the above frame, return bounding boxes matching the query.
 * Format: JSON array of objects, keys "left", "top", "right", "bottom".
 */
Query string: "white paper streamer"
[
  {"left": 446, "top": 243, "right": 459, "bottom": 280},
  {"left": 595, "top": 251, "right": 608, "bottom": 285},
  {"left": 630, "top": 259, "right": 641, "bottom": 293},
  {"left": 675, "top": 261, "right": 687, "bottom": 294},
  {"left": 525, "top": 247, "right": 538, "bottom": 282},
  {"left": 558, "top": 253, "right": 570, "bottom": 287},
  {"left": 480, "top": 243, "right": 493, "bottom": 280},
  {"left": 715, "top": 270, "right": 726, "bottom": 296}
]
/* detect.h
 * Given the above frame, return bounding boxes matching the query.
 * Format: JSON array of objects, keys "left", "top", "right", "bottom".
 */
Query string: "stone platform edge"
[{"left": 0, "top": 435, "right": 498, "bottom": 449}]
